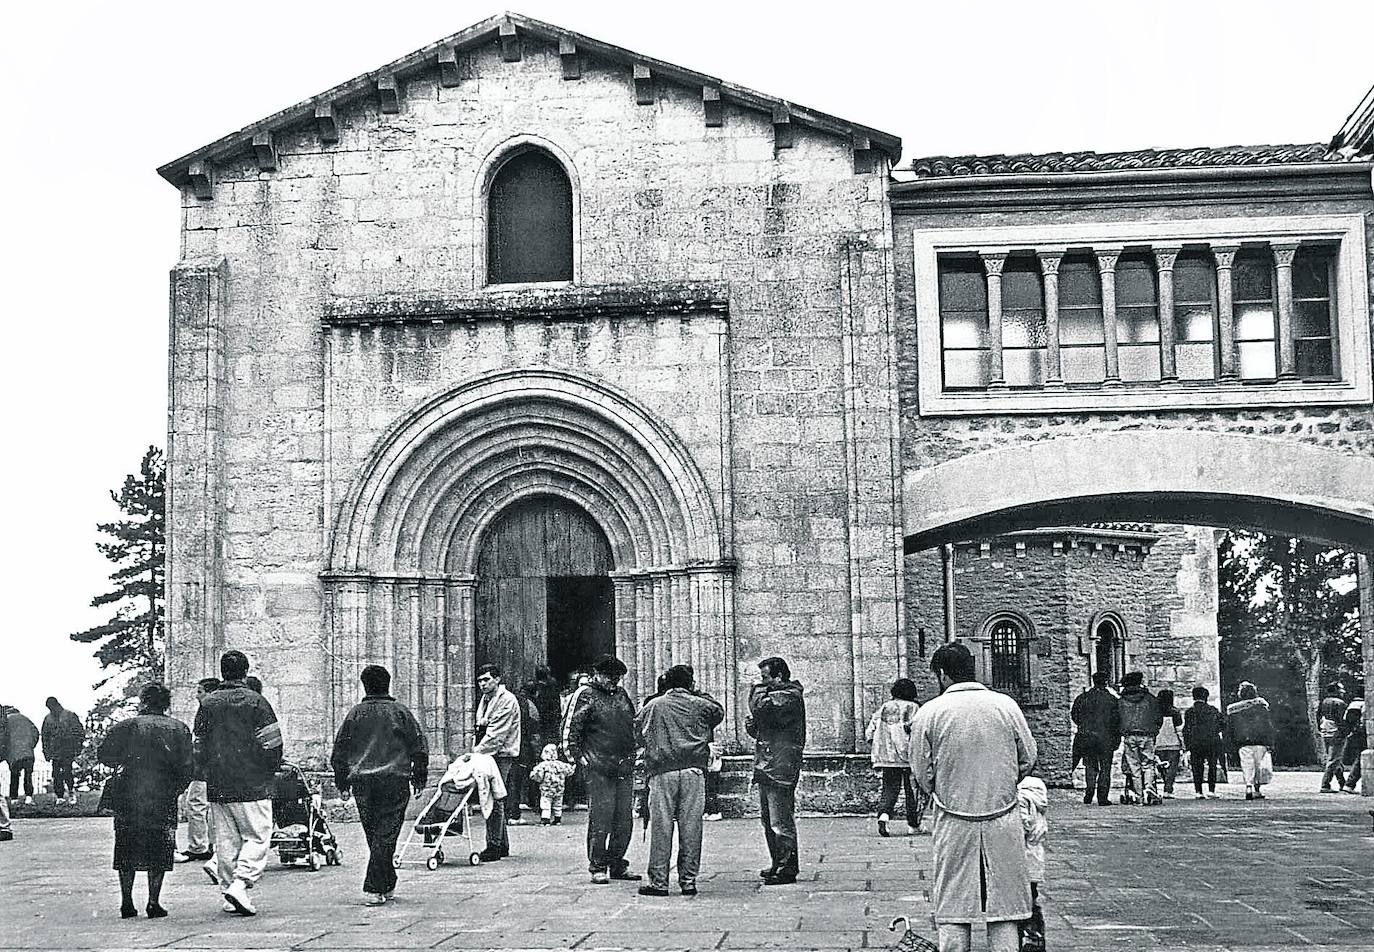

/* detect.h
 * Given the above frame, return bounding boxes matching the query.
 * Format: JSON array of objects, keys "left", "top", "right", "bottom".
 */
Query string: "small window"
[
  {"left": 939, "top": 258, "right": 990, "bottom": 388},
  {"left": 488, "top": 150, "right": 573, "bottom": 285},
  {"left": 1292, "top": 246, "right": 1337, "bottom": 378},
  {"left": 989, "top": 618, "right": 1031, "bottom": 695},
  {"left": 1234, "top": 249, "right": 1276, "bottom": 380},
  {"left": 1174, "top": 253, "right": 1217, "bottom": 380},
  {"left": 1093, "top": 618, "right": 1126, "bottom": 686},
  {"left": 1115, "top": 255, "right": 1161, "bottom": 382},
  {"left": 1058, "top": 255, "right": 1105, "bottom": 384},
  {"left": 1002, "top": 259, "right": 1046, "bottom": 387}
]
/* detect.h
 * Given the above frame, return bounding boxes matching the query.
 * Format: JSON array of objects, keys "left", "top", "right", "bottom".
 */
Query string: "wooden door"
[{"left": 475, "top": 496, "right": 614, "bottom": 688}]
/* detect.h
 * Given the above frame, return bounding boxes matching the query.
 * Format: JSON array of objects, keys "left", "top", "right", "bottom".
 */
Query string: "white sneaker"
[
  {"left": 362, "top": 892, "right": 387, "bottom": 906},
  {"left": 703, "top": 813, "right": 723, "bottom": 822},
  {"left": 223, "top": 879, "right": 256, "bottom": 916},
  {"left": 221, "top": 900, "right": 236, "bottom": 914},
  {"left": 23, "top": 796, "right": 34, "bottom": 806},
  {"left": 203, "top": 860, "right": 220, "bottom": 885}
]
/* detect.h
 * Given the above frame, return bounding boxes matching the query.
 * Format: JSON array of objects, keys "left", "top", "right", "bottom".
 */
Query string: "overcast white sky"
[{"left": 1, "top": 0, "right": 1370, "bottom": 737}]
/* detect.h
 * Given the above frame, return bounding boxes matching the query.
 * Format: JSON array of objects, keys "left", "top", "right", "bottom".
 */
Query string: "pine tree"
[{"left": 69, "top": 446, "right": 166, "bottom": 778}]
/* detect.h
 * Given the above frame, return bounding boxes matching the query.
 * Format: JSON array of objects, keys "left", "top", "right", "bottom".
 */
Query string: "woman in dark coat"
[{"left": 98, "top": 682, "right": 194, "bottom": 919}]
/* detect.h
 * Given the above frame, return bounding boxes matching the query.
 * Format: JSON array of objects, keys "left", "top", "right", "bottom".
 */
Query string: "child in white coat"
[
  {"left": 1017, "top": 772, "right": 1048, "bottom": 952},
  {"left": 866, "top": 678, "right": 925, "bottom": 836},
  {"left": 529, "top": 744, "right": 576, "bottom": 825}
]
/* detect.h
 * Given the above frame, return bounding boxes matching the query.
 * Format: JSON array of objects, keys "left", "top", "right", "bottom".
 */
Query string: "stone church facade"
[{"left": 159, "top": 14, "right": 1374, "bottom": 789}]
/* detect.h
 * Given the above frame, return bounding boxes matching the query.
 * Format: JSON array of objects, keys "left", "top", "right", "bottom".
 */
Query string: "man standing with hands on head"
[
  {"left": 745, "top": 656, "right": 806, "bottom": 886},
  {"left": 912, "top": 642, "right": 1037, "bottom": 952},
  {"left": 473, "top": 663, "right": 520, "bottom": 862},
  {"left": 331, "top": 664, "right": 428, "bottom": 905}
]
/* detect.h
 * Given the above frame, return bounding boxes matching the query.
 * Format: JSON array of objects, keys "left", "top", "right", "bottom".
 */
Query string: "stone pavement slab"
[{"left": 0, "top": 771, "right": 1370, "bottom": 950}]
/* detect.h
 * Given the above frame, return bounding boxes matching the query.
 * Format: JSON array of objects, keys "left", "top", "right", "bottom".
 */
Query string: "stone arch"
[
  {"left": 1086, "top": 610, "right": 1130, "bottom": 685},
  {"left": 472, "top": 134, "right": 582, "bottom": 287},
  {"left": 903, "top": 431, "right": 1374, "bottom": 552},
  {"left": 323, "top": 368, "right": 735, "bottom": 753},
  {"left": 971, "top": 609, "right": 1039, "bottom": 701}
]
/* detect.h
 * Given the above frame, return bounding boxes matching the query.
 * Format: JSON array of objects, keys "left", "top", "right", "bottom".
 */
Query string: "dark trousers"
[
  {"left": 704, "top": 770, "right": 722, "bottom": 815},
  {"left": 1020, "top": 881, "right": 1045, "bottom": 952},
  {"left": 1082, "top": 750, "right": 1113, "bottom": 804},
  {"left": 758, "top": 779, "right": 799, "bottom": 875},
  {"left": 8, "top": 758, "right": 34, "bottom": 799},
  {"left": 352, "top": 775, "right": 410, "bottom": 896},
  {"left": 1321, "top": 738, "right": 1347, "bottom": 789},
  {"left": 50, "top": 758, "right": 75, "bottom": 798},
  {"left": 585, "top": 770, "right": 633, "bottom": 873},
  {"left": 507, "top": 761, "right": 531, "bottom": 820},
  {"left": 1190, "top": 749, "right": 1219, "bottom": 793},
  {"left": 485, "top": 755, "right": 513, "bottom": 854},
  {"left": 1158, "top": 749, "right": 1181, "bottom": 793},
  {"left": 878, "top": 767, "right": 924, "bottom": 825}
]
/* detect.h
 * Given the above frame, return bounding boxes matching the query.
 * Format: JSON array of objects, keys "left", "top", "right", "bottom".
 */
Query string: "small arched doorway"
[{"left": 474, "top": 495, "right": 614, "bottom": 687}]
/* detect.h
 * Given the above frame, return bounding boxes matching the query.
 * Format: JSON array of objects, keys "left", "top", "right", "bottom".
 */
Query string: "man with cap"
[{"left": 566, "top": 655, "right": 640, "bottom": 885}]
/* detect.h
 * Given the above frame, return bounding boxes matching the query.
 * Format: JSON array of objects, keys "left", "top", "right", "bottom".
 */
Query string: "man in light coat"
[
  {"left": 473, "top": 663, "right": 520, "bottom": 862},
  {"left": 912, "top": 642, "right": 1037, "bottom": 952}
]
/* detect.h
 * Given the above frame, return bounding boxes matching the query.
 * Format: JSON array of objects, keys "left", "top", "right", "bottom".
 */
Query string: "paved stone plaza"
[{"left": 1, "top": 774, "right": 1370, "bottom": 951}]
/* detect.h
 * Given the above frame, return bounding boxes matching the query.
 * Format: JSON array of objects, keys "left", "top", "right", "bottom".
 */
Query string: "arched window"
[
  {"left": 989, "top": 616, "right": 1031, "bottom": 695},
  {"left": 487, "top": 149, "right": 573, "bottom": 285},
  {"left": 1092, "top": 614, "right": 1127, "bottom": 686}
]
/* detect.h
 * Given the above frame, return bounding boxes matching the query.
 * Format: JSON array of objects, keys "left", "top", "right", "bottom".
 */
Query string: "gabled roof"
[
  {"left": 157, "top": 12, "right": 900, "bottom": 189},
  {"left": 906, "top": 142, "right": 1350, "bottom": 179},
  {"left": 1329, "top": 83, "right": 1374, "bottom": 159}
]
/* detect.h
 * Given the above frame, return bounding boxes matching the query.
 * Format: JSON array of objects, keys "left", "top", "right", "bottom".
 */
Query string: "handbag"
[
  {"left": 888, "top": 917, "right": 939, "bottom": 952},
  {"left": 1256, "top": 750, "right": 1274, "bottom": 786},
  {"left": 97, "top": 770, "right": 127, "bottom": 817}
]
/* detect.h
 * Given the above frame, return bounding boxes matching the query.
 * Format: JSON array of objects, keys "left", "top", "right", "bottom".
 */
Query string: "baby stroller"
[
  {"left": 1118, "top": 747, "right": 1167, "bottom": 805},
  {"left": 270, "top": 762, "right": 342, "bottom": 870},
  {"left": 394, "top": 766, "right": 482, "bottom": 871}
]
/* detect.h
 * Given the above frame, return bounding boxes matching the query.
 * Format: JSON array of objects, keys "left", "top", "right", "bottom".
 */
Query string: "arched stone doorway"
[{"left": 475, "top": 495, "right": 615, "bottom": 686}]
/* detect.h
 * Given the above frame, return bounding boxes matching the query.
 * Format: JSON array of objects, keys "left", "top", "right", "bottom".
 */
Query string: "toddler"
[
  {"left": 528, "top": 743, "right": 576, "bottom": 825},
  {"left": 1017, "top": 772, "right": 1048, "bottom": 952}
]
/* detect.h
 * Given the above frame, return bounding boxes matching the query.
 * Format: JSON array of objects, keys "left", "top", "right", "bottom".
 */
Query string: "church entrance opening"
[{"left": 474, "top": 495, "right": 614, "bottom": 689}]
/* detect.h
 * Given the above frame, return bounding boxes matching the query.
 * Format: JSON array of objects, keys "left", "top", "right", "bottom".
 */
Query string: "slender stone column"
[
  {"left": 1039, "top": 251, "right": 1064, "bottom": 386},
  {"left": 1272, "top": 242, "right": 1300, "bottom": 378},
  {"left": 610, "top": 574, "right": 640, "bottom": 699},
  {"left": 445, "top": 576, "right": 477, "bottom": 754},
  {"left": 430, "top": 580, "right": 448, "bottom": 753},
  {"left": 634, "top": 575, "right": 655, "bottom": 701},
  {"left": 1154, "top": 246, "right": 1181, "bottom": 381},
  {"left": 1096, "top": 248, "right": 1122, "bottom": 385},
  {"left": 1213, "top": 245, "right": 1239, "bottom": 379},
  {"left": 406, "top": 582, "right": 422, "bottom": 725},
  {"left": 982, "top": 252, "right": 1007, "bottom": 387}
]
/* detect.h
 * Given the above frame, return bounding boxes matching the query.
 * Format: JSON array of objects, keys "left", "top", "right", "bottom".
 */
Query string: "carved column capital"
[
  {"left": 1095, "top": 248, "right": 1122, "bottom": 273},
  {"left": 1152, "top": 245, "right": 1183, "bottom": 272},
  {"left": 1037, "top": 251, "right": 1063, "bottom": 276},
  {"left": 981, "top": 252, "right": 1007, "bottom": 276},
  {"left": 1211, "top": 244, "right": 1240, "bottom": 269},
  {"left": 1271, "top": 242, "right": 1300, "bottom": 267}
]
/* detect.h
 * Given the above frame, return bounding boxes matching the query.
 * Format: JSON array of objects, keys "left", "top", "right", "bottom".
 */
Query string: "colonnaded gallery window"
[
  {"left": 989, "top": 617, "right": 1031, "bottom": 696},
  {"left": 1174, "top": 251, "right": 1218, "bottom": 381},
  {"left": 1234, "top": 249, "right": 1278, "bottom": 379},
  {"left": 937, "top": 257, "right": 990, "bottom": 387},
  {"left": 1058, "top": 254, "right": 1106, "bottom": 384},
  {"left": 1001, "top": 258, "right": 1047, "bottom": 387},
  {"left": 1293, "top": 245, "right": 1337, "bottom": 378},
  {"left": 1115, "top": 254, "right": 1162, "bottom": 382},
  {"left": 487, "top": 149, "right": 574, "bottom": 285}
]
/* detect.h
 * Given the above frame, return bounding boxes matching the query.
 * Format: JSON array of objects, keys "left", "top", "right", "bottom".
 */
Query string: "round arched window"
[
  {"left": 989, "top": 617, "right": 1030, "bottom": 695},
  {"left": 487, "top": 150, "right": 573, "bottom": 284}
]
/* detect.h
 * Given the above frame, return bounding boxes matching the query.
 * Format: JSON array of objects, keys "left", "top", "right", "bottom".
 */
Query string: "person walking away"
[
  {"left": 1339, "top": 695, "right": 1365, "bottom": 793},
  {"left": 1069, "top": 672, "right": 1120, "bottom": 806},
  {"left": 506, "top": 686, "right": 540, "bottom": 825},
  {"left": 1226, "top": 681, "right": 1274, "bottom": 800},
  {"left": 1016, "top": 770, "right": 1048, "bottom": 952},
  {"left": 1317, "top": 682, "right": 1349, "bottom": 793},
  {"left": 6, "top": 707, "right": 39, "bottom": 804},
  {"left": 634, "top": 664, "right": 724, "bottom": 896},
  {"left": 866, "top": 677, "right": 924, "bottom": 836},
  {"left": 1154, "top": 689, "right": 1184, "bottom": 799},
  {"left": 473, "top": 663, "right": 521, "bottom": 862},
  {"left": 911, "top": 642, "right": 1037, "bottom": 952},
  {"left": 0, "top": 703, "right": 13, "bottom": 841},
  {"left": 1117, "top": 672, "right": 1162, "bottom": 806},
  {"left": 560, "top": 669, "right": 592, "bottom": 808},
  {"left": 41, "top": 697, "right": 85, "bottom": 804},
  {"left": 530, "top": 743, "right": 575, "bottom": 824},
  {"left": 98, "top": 682, "right": 194, "bottom": 919},
  {"left": 331, "top": 664, "right": 428, "bottom": 905},
  {"left": 194, "top": 650, "right": 284, "bottom": 916},
  {"left": 703, "top": 741, "right": 724, "bottom": 822},
  {"left": 745, "top": 656, "right": 806, "bottom": 886},
  {"left": 567, "top": 655, "right": 641, "bottom": 885},
  {"left": 1182, "top": 686, "right": 1224, "bottom": 799},
  {"left": 177, "top": 678, "right": 220, "bottom": 863}
]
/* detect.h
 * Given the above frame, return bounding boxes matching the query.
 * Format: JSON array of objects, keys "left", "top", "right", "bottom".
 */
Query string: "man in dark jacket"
[
  {"left": 1317, "top": 682, "right": 1349, "bottom": 793},
  {"left": 6, "top": 708, "right": 39, "bottom": 804},
  {"left": 1070, "top": 672, "right": 1120, "bottom": 806},
  {"left": 566, "top": 655, "right": 641, "bottom": 885},
  {"left": 0, "top": 703, "right": 12, "bottom": 841},
  {"left": 194, "top": 650, "right": 283, "bottom": 916},
  {"left": 1339, "top": 696, "right": 1365, "bottom": 794},
  {"left": 745, "top": 656, "right": 806, "bottom": 885},
  {"left": 331, "top": 664, "right": 428, "bottom": 905},
  {"left": 1226, "top": 681, "right": 1274, "bottom": 800},
  {"left": 1182, "top": 685, "right": 1225, "bottom": 798},
  {"left": 634, "top": 664, "right": 724, "bottom": 896},
  {"left": 1116, "top": 672, "right": 1162, "bottom": 805},
  {"left": 41, "top": 697, "right": 85, "bottom": 803}
]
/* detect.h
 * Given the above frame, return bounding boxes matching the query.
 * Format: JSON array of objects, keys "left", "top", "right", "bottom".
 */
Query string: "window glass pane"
[
  {"left": 1117, "top": 304, "right": 1159, "bottom": 343},
  {"left": 1062, "top": 346, "right": 1106, "bottom": 384},
  {"left": 1060, "top": 306, "right": 1105, "bottom": 344},
  {"left": 1292, "top": 250, "right": 1331, "bottom": 299},
  {"left": 1233, "top": 254, "right": 1273, "bottom": 301},
  {"left": 1059, "top": 260, "right": 1100, "bottom": 306},
  {"left": 1238, "top": 341, "right": 1277, "bottom": 379},
  {"left": 990, "top": 621, "right": 1028, "bottom": 693},
  {"left": 1002, "top": 267, "right": 1042, "bottom": 311},
  {"left": 1176, "top": 305, "right": 1215, "bottom": 342},
  {"left": 1174, "top": 257, "right": 1214, "bottom": 303},
  {"left": 1115, "top": 259, "right": 1156, "bottom": 306},
  {"left": 1003, "top": 349, "right": 1046, "bottom": 387},
  {"left": 1294, "top": 300, "right": 1332, "bottom": 340},
  {"left": 939, "top": 265, "right": 987, "bottom": 310},
  {"left": 1003, "top": 309, "right": 1047, "bottom": 348},
  {"left": 1235, "top": 305, "right": 1276, "bottom": 342},
  {"left": 943, "top": 351, "right": 990, "bottom": 388},
  {"left": 1296, "top": 339, "right": 1334, "bottom": 378},
  {"left": 943, "top": 310, "right": 987, "bottom": 349},
  {"left": 1119, "top": 344, "right": 1161, "bottom": 382},
  {"left": 1176, "top": 343, "right": 1216, "bottom": 380},
  {"left": 488, "top": 150, "right": 574, "bottom": 284}
]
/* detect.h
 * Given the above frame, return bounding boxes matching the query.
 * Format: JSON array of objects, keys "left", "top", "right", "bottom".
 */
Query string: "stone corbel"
[
  {"left": 703, "top": 86, "right": 723, "bottom": 128},
  {"left": 438, "top": 46, "right": 461, "bottom": 88},
  {"left": 633, "top": 64, "right": 654, "bottom": 105},
  {"left": 772, "top": 103, "right": 794, "bottom": 151},
  {"left": 314, "top": 102, "right": 339, "bottom": 144},
  {"left": 499, "top": 19, "right": 520, "bottom": 62},
  {"left": 252, "top": 132, "right": 277, "bottom": 172},
  {"left": 559, "top": 37, "right": 580, "bottom": 80},
  {"left": 376, "top": 73, "right": 400, "bottom": 114},
  {"left": 853, "top": 134, "right": 877, "bottom": 175},
  {"left": 188, "top": 160, "right": 214, "bottom": 201}
]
